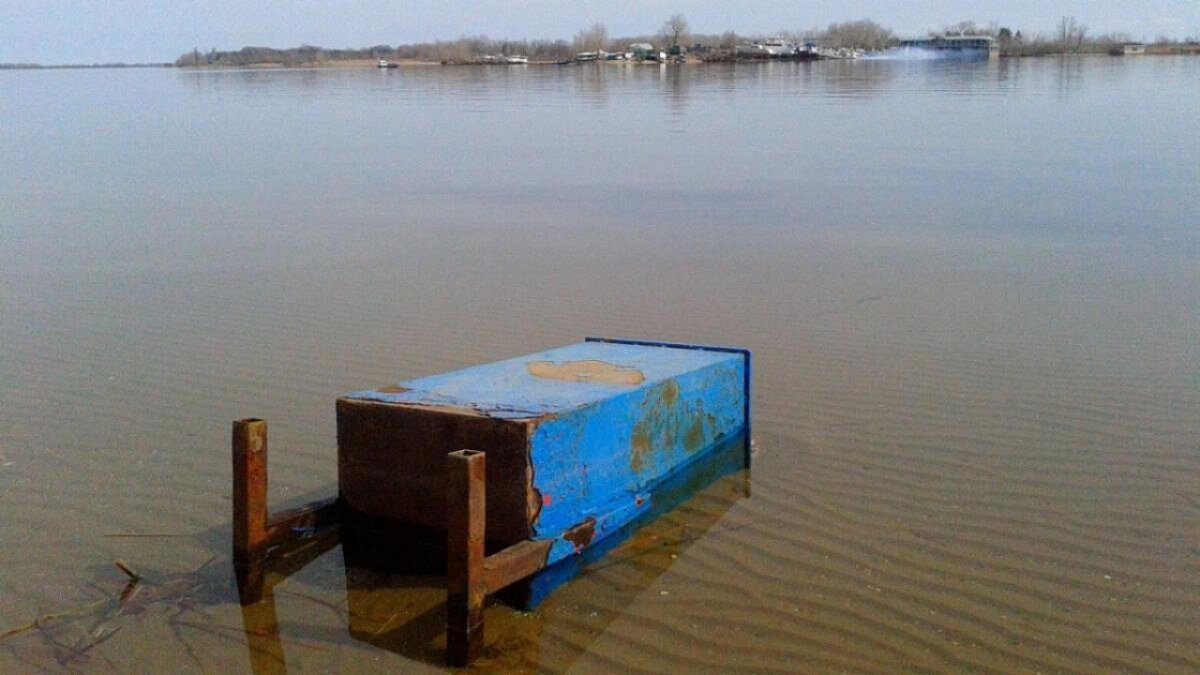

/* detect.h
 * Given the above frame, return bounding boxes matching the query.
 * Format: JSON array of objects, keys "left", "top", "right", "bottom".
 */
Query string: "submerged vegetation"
[
  {"left": 174, "top": 15, "right": 1199, "bottom": 67},
  {"left": 0, "top": 558, "right": 225, "bottom": 670}
]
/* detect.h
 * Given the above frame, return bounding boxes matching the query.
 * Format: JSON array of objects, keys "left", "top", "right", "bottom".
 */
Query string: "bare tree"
[
  {"left": 1057, "top": 16, "right": 1087, "bottom": 53},
  {"left": 945, "top": 20, "right": 980, "bottom": 36},
  {"left": 823, "top": 20, "right": 894, "bottom": 50},
  {"left": 997, "top": 27, "right": 1014, "bottom": 54},
  {"left": 573, "top": 23, "right": 608, "bottom": 52},
  {"left": 1096, "top": 31, "right": 1133, "bottom": 45},
  {"left": 660, "top": 14, "right": 689, "bottom": 48}
]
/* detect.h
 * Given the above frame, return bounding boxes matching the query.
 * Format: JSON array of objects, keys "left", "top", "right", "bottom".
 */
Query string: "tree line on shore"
[{"left": 174, "top": 15, "right": 1200, "bottom": 67}]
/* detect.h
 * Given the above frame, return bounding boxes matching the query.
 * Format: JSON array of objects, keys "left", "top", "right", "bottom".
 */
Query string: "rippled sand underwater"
[{"left": 1, "top": 57, "right": 1197, "bottom": 672}]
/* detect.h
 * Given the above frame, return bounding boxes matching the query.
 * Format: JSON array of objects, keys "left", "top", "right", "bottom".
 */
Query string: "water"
[{"left": 1, "top": 58, "right": 1198, "bottom": 672}]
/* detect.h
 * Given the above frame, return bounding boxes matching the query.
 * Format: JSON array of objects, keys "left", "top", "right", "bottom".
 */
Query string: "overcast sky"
[{"left": 4, "top": 1, "right": 1198, "bottom": 64}]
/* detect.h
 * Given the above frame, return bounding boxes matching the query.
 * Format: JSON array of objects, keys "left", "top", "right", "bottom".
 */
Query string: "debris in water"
[
  {"left": 114, "top": 560, "right": 140, "bottom": 582},
  {"left": 0, "top": 556, "right": 221, "bottom": 668},
  {"left": 103, "top": 533, "right": 189, "bottom": 538},
  {"left": 1178, "top": 491, "right": 1200, "bottom": 511}
]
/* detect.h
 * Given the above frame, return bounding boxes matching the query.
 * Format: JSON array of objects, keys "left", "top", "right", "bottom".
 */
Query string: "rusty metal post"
[
  {"left": 233, "top": 419, "right": 270, "bottom": 567},
  {"left": 447, "top": 449, "right": 486, "bottom": 666}
]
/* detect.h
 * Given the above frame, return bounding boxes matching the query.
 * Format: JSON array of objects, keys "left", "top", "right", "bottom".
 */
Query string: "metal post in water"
[
  {"left": 232, "top": 418, "right": 270, "bottom": 606},
  {"left": 446, "top": 449, "right": 486, "bottom": 666}
]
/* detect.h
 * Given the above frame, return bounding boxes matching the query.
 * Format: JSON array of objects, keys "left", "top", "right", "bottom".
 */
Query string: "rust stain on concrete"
[
  {"left": 563, "top": 517, "right": 597, "bottom": 552},
  {"left": 684, "top": 417, "right": 705, "bottom": 453},
  {"left": 631, "top": 427, "right": 651, "bottom": 473},
  {"left": 630, "top": 380, "right": 681, "bottom": 473}
]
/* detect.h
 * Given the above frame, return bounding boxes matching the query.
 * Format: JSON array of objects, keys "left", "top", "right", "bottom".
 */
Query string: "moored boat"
[{"left": 736, "top": 37, "right": 798, "bottom": 59}]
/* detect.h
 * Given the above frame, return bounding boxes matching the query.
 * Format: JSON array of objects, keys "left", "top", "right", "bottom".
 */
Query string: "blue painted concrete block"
[{"left": 336, "top": 338, "right": 750, "bottom": 594}]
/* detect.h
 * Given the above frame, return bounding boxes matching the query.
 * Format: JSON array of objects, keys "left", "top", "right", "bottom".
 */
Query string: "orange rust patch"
[
  {"left": 375, "top": 385, "right": 410, "bottom": 394},
  {"left": 563, "top": 517, "right": 597, "bottom": 551},
  {"left": 684, "top": 417, "right": 705, "bottom": 453},
  {"left": 660, "top": 379, "right": 678, "bottom": 406},
  {"left": 631, "top": 428, "right": 651, "bottom": 473},
  {"left": 630, "top": 379, "right": 681, "bottom": 473},
  {"left": 526, "top": 360, "right": 645, "bottom": 385}
]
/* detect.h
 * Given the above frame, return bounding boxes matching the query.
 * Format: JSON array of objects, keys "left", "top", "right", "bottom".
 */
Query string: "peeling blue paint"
[
  {"left": 529, "top": 356, "right": 745, "bottom": 569},
  {"left": 526, "top": 431, "right": 747, "bottom": 607},
  {"left": 346, "top": 341, "right": 740, "bottom": 421}
]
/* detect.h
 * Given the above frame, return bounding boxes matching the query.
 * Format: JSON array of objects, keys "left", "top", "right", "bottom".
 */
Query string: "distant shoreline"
[
  {"left": 5, "top": 45, "right": 1196, "bottom": 72},
  {"left": 175, "top": 49, "right": 1200, "bottom": 69},
  {"left": 181, "top": 58, "right": 444, "bottom": 69}
]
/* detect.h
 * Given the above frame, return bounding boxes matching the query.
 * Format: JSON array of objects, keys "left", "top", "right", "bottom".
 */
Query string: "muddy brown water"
[{"left": 1, "top": 58, "right": 1198, "bottom": 672}]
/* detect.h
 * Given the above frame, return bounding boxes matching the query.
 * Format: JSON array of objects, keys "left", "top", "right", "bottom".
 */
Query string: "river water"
[{"left": 1, "top": 57, "right": 1198, "bottom": 672}]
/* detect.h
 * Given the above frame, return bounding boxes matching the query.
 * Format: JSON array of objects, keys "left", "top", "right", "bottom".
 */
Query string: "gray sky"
[{"left": 3, "top": 1, "right": 1198, "bottom": 64}]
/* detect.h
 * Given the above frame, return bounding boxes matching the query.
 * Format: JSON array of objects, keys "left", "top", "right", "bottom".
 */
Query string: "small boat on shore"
[
  {"left": 504, "top": 55, "right": 528, "bottom": 65},
  {"left": 377, "top": 59, "right": 398, "bottom": 69},
  {"left": 736, "top": 37, "right": 797, "bottom": 59}
]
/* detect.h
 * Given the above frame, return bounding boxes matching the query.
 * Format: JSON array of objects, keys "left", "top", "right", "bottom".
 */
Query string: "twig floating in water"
[
  {"left": 103, "top": 533, "right": 189, "bottom": 538},
  {"left": 118, "top": 580, "right": 141, "bottom": 605},
  {"left": 114, "top": 560, "right": 141, "bottom": 582}
]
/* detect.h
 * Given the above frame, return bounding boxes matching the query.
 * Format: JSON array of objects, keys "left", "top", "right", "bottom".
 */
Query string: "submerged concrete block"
[{"left": 337, "top": 338, "right": 750, "bottom": 571}]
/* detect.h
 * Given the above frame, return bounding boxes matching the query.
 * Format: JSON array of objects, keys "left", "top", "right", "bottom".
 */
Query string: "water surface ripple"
[{"left": 1, "top": 57, "right": 1197, "bottom": 672}]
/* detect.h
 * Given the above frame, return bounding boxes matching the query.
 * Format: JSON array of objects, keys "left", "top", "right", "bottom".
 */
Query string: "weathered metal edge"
[{"left": 584, "top": 336, "right": 753, "bottom": 467}]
